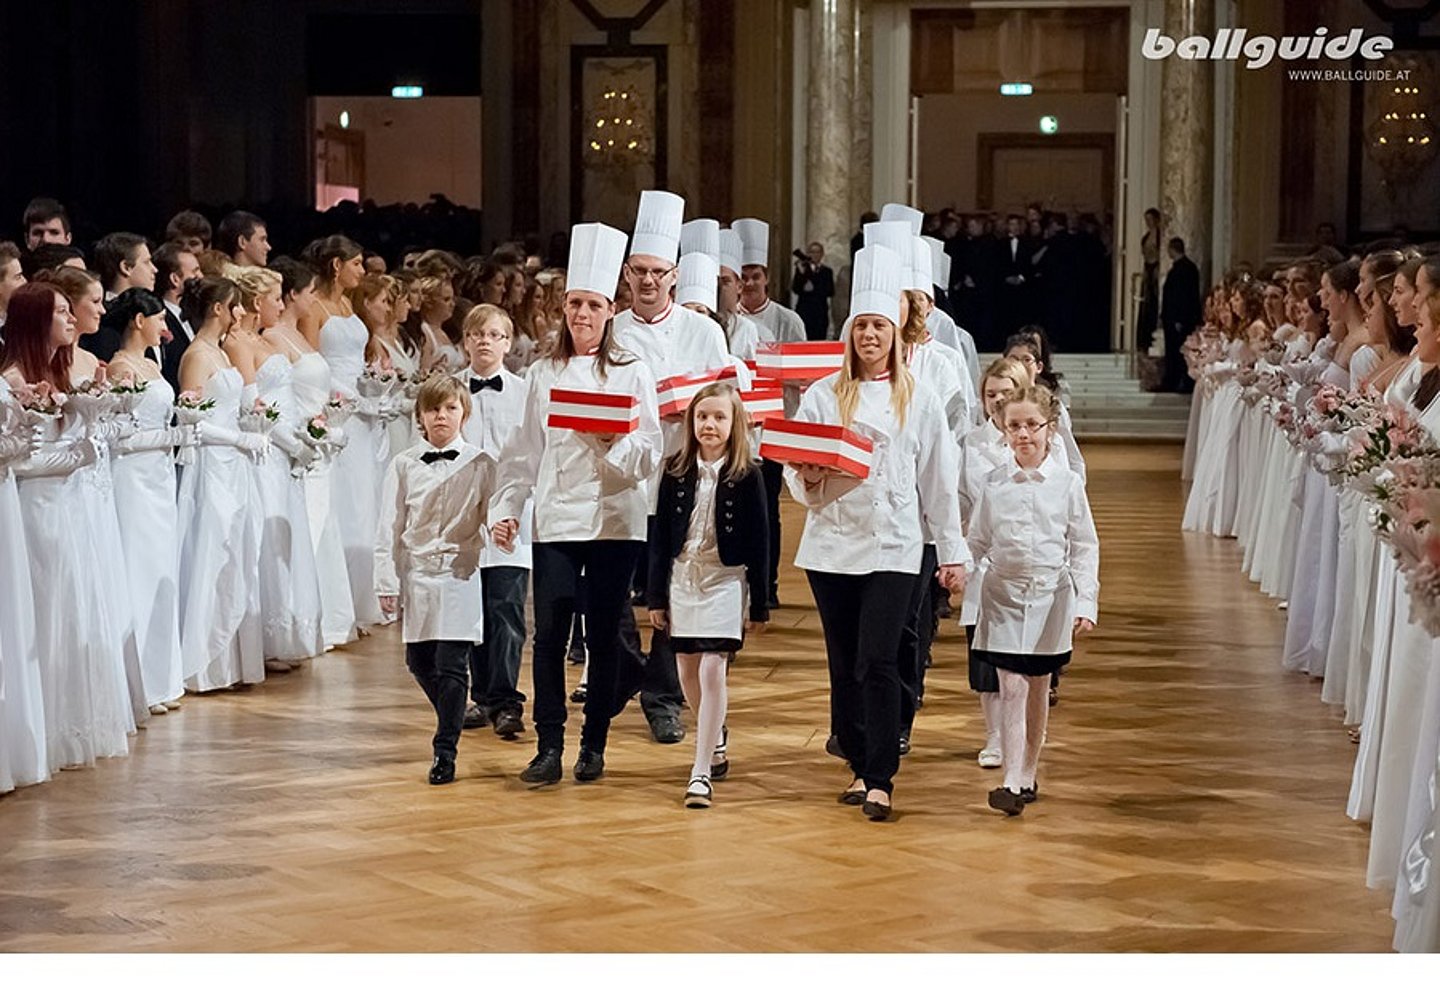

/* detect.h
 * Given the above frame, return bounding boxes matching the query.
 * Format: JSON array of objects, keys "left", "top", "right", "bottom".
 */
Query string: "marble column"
[
  {"left": 806, "top": 0, "right": 857, "bottom": 266},
  {"left": 1159, "top": 0, "right": 1215, "bottom": 284},
  {"left": 849, "top": 0, "right": 873, "bottom": 226}
]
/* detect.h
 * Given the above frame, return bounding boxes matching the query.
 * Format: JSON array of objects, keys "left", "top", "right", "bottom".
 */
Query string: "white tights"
[
  {"left": 998, "top": 669, "right": 1050, "bottom": 793},
  {"left": 979, "top": 691, "right": 1002, "bottom": 752},
  {"left": 677, "top": 652, "right": 728, "bottom": 780}
]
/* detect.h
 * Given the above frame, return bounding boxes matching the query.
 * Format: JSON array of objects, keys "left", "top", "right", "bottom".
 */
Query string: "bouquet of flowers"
[
  {"left": 357, "top": 365, "right": 399, "bottom": 398},
  {"left": 324, "top": 393, "right": 354, "bottom": 429},
  {"left": 174, "top": 390, "right": 216, "bottom": 465},
  {"left": 108, "top": 377, "right": 149, "bottom": 415},
  {"left": 19, "top": 383, "right": 68, "bottom": 443},
  {"left": 1341, "top": 401, "right": 1431, "bottom": 496},
  {"left": 239, "top": 398, "right": 281, "bottom": 434},
  {"left": 1374, "top": 457, "right": 1440, "bottom": 636}
]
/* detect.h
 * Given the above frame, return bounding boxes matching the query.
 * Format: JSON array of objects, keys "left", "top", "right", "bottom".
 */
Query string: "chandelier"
[
  {"left": 1365, "top": 54, "right": 1438, "bottom": 189},
  {"left": 585, "top": 85, "right": 653, "bottom": 168}
]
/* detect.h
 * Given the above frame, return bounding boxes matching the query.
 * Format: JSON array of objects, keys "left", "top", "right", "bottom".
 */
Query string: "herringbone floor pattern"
[{"left": 0, "top": 445, "right": 1396, "bottom": 951}]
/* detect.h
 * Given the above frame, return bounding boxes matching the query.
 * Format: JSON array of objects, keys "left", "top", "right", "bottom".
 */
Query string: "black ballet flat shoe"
[
  {"left": 566, "top": 642, "right": 587, "bottom": 666},
  {"left": 988, "top": 786, "right": 1026, "bottom": 816},
  {"left": 824, "top": 734, "right": 847, "bottom": 761},
  {"left": 1021, "top": 784, "right": 1038, "bottom": 804},
  {"left": 428, "top": 756, "right": 456, "bottom": 786},
  {"left": 898, "top": 731, "right": 912, "bottom": 757},
  {"left": 837, "top": 783, "right": 867, "bottom": 806},
  {"left": 574, "top": 746, "right": 606, "bottom": 782},
  {"left": 570, "top": 684, "right": 588, "bottom": 704},
  {"left": 862, "top": 796, "right": 893, "bottom": 822},
  {"left": 462, "top": 704, "right": 489, "bottom": 730},
  {"left": 710, "top": 755, "right": 729, "bottom": 781},
  {"left": 520, "top": 748, "right": 562, "bottom": 786},
  {"left": 1048, "top": 686, "right": 1059, "bottom": 707}
]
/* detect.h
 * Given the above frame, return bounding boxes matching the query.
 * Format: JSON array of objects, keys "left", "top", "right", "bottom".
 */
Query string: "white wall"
[{"left": 313, "top": 95, "right": 483, "bottom": 208}]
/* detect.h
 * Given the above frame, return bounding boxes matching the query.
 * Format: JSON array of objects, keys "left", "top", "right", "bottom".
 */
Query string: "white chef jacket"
[
  {"left": 926, "top": 308, "right": 980, "bottom": 394},
  {"left": 742, "top": 298, "right": 807, "bottom": 344},
  {"left": 490, "top": 353, "right": 662, "bottom": 543},
  {"left": 612, "top": 301, "right": 733, "bottom": 509},
  {"left": 1055, "top": 401, "right": 1087, "bottom": 483},
  {"left": 459, "top": 365, "right": 534, "bottom": 570},
  {"left": 908, "top": 338, "right": 975, "bottom": 444},
  {"left": 957, "top": 419, "right": 1009, "bottom": 627},
  {"left": 965, "top": 451, "right": 1099, "bottom": 654},
  {"left": 375, "top": 436, "right": 494, "bottom": 644},
  {"left": 785, "top": 373, "right": 969, "bottom": 576},
  {"left": 722, "top": 311, "right": 764, "bottom": 362}
]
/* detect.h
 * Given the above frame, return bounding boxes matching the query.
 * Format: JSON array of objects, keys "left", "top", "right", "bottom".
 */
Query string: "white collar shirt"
[{"left": 459, "top": 365, "right": 533, "bottom": 568}]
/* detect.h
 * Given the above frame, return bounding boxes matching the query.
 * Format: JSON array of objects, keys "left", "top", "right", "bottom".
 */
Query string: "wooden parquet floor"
[{"left": 0, "top": 444, "right": 1398, "bottom": 952}]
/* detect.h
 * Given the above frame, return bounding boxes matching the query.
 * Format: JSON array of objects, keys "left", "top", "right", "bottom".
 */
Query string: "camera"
[{"left": 792, "top": 248, "right": 810, "bottom": 263}]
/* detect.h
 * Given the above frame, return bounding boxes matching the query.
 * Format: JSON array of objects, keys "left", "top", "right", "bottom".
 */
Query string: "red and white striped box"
[
  {"left": 754, "top": 341, "right": 846, "bottom": 382},
  {"left": 547, "top": 388, "right": 640, "bottom": 434},
  {"left": 740, "top": 381, "right": 785, "bottom": 422},
  {"left": 759, "top": 418, "right": 872, "bottom": 479},
  {"left": 656, "top": 368, "right": 728, "bottom": 417}
]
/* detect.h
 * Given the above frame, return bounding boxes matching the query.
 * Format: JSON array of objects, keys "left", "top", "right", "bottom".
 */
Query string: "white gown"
[
  {"left": 1182, "top": 342, "right": 1246, "bottom": 535},
  {"left": 178, "top": 367, "right": 265, "bottom": 691},
  {"left": 0, "top": 380, "right": 46, "bottom": 791},
  {"left": 320, "top": 314, "right": 386, "bottom": 628},
  {"left": 253, "top": 354, "right": 324, "bottom": 660},
  {"left": 291, "top": 351, "right": 358, "bottom": 648},
  {"left": 15, "top": 408, "right": 133, "bottom": 770},
  {"left": 380, "top": 337, "right": 419, "bottom": 458},
  {"left": 110, "top": 376, "right": 185, "bottom": 707}
]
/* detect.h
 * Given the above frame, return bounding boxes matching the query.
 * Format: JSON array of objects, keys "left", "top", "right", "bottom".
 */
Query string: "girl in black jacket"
[{"left": 648, "top": 382, "right": 769, "bottom": 808}]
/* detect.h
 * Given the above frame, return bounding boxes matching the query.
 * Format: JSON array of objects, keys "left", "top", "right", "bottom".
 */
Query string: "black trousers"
[
  {"left": 761, "top": 459, "right": 783, "bottom": 600},
  {"left": 616, "top": 515, "right": 683, "bottom": 721},
  {"left": 807, "top": 569, "right": 918, "bottom": 795},
  {"left": 405, "top": 639, "right": 472, "bottom": 761},
  {"left": 531, "top": 539, "right": 643, "bottom": 754},
  {"left": 1163, "top": 320, "right": 1194, "bottom": 392},
  {"left": 898, "top": 545, "right": 939, "bottom": 734},
  {"left": 468, "top": 565, "right": 529, "bottom": 711}
]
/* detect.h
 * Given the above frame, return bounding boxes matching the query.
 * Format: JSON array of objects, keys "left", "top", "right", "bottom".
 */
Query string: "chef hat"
[
  {"left": 863, "top": 221, "right": 913, "bottom": 261},
  {"left": 566, "top": 222, "right": 629, "bottom": 302},
  {"left": 680, "top": 218, "right": 721, "bottom": 263},
  {"left": 880, "top": 202, "right": 923, "bottom": 235},
  {"left": 732, "top": 218, "right": 769, "bottom": 268},
  {"left": 718, "top": 228, "right": 744, "bottom": 276},
  {"left": 848, "top": 245, "right": 904, "bottom": 327},
  {"left": 630, "top": 189, "right": 685, "bottom": 264},
  {"left": 675, "top": 251, "right": 719, "bottom": 312},
  {"left": 922, "top": 235, "right": 951, "bottom": 288},
  {"left": 909, "top": 236, "right": 934, "bottom": 298}
]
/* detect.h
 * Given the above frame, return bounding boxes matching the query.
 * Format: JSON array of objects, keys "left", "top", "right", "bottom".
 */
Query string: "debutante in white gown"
[
  {"left": 253, "top": 354, "right": 324, "bottom": 660},
  {"left": 1183, "top": 340, "right": 1246, "bottom": 536},
  {"left": 178, "top": 367, "right": 265, "bottom": 691},
  {"left": 0, "top": 380, "right": 47, "bottom": 790},
  {"left": 379, "top": 336, "right": 419, "bottom": 459},
  {"left": 319, "top": 313, "right": 385, "bottom": 628},
  {"left": 14, "top": 405, "right": 133, "bottom": 769},
  {"left": 290, "top": 351, "right": 357, "bottom": 648},
  {"left": 110, "top": 376, "right": 185, "bottom": 707}
]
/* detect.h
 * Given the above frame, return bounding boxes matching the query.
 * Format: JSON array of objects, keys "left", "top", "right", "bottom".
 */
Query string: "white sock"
[
  {"left": 979, "top": 691, "right": 1002, "bottom": 751},
  {"left": 691, "top": 653, "right": 728, "bottom": 779},
  {"left": 1021, "top": 675, "right": 1050, "bottom": 789},
  {"left": 998, "top": 670, "right": 1029, "bottom": 793}
]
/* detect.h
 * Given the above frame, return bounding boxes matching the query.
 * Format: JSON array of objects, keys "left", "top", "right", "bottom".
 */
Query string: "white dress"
[
  {"left": 380, "top": 337, "right": 420, "bottom": 458},
  {"left": 1182, "top": 341, "right": 1246, "bottom": 535},
  {"left": 0, "top": 380, "right": 46, "bottom": 790},
  {"left": 254, "top": 354, "right": 324, "bottom": 660},
  {"left": 110, "top": 376, "right": 185, "bottom": 706},
  {"left": 15, "top": 407, "right": 133, "bottom": 769},
  {"left": 291, "top": 351, "right": 358, "bottom": 648},
  {"left": 178, "top": 367, "right": 265, "bottom": 691},
  {"left": 321, "top": 313, "right": 387, "bottom": 628}
]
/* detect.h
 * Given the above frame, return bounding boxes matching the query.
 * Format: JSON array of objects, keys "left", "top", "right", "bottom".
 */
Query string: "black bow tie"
[
  {"left": 420, "top": 449, "right": 460, "bottom": 464},
  {"left": 470, "top": 375, "right": 503, "bottom": 393}
]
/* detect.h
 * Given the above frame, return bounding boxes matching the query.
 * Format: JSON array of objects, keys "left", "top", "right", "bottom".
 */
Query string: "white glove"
[
  {"left": 12, "top": 437, "right": 98, "bottom": 478},
  {"left": 115, "top": 425, "right": 189, "bottom": 454}
]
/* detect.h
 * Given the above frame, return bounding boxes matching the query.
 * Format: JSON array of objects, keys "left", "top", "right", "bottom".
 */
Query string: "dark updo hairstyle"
[
  {"left": 269, "top": 255, "right": 318, "bottom": 301},
  {"left": 100, "top": 288, "right": 166, "bottom": 343},
  {"left": 302, "top": 235, "right": 363, "bottom": 287},
  {"left": 1004, "top": 325, "right": 1064, "bottom": 391},
  {"left": 1325, "top": 257, "right": 1362, "bottom": 297},
  {"left": 181, "top": 276, "right": 240, "bottom": 333}
]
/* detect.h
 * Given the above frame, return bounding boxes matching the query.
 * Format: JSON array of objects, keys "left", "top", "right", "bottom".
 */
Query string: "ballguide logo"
[{"left": 1142, "top": 27, "right": 1394, "bottom": 69}]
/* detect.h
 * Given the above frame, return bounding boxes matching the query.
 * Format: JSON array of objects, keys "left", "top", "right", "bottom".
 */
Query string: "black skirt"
[
  {"left": 971, "top": 648, "right": 1072, "bottom": 677},
  {"left": 671, "top": 635, "right": 743, "bottom": 655},
  {"left": 964, "top": 625, "right": 999, "bottom": 693}
]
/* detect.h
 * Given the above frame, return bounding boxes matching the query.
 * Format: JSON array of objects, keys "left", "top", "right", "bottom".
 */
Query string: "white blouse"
[
  {"left": 491, "top": 353, "right": 662, "bottom": 543},
  {"left": 785, "top": 374, "right": 969, "bottom": 576},
  {"left": 460, "top": 366, "right": 534, "bottom": 570},
  {"left": 375, "top": 437, "right": 494, "bottom": 644}
]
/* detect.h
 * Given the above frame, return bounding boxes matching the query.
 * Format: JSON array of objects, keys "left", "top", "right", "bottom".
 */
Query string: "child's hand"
[
  {"left": 745, "top": 620, "right": 766, "bottom": 636},
  {"left": 649, "top": 609, "right": 668, "bottom": 630},
  {"left": 1074, "top": 617, "right": 1095, "bottom": 634},
  {"left": 796, "top": 463, "right": 830, "bottom": 486},
  {"left": 587, "top": 431, "right": 619, "bottom": 450},
  {"left": 936, "top": 564, "right": 967, "bottom": 594},
  {"left": 379, "top": 595, "right": 399, "bottom": 616},
  {"left": 490, "top": 518, "right": 519, "bottom": 551}
]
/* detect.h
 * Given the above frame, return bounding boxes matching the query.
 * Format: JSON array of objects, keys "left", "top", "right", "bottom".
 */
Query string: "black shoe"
[
  {"left": 710, "top": 725, "right": 729, "bottom": 780},
  {"left": 988, "top": 786, "right": 1026, "bottom": 816},
  {"left": 520, "top": 748, "right": 562, "bottom": 785},
  {"left": 566, "top": 642, "right": 587, "bottom": 666},
  {"left": 574, "top": 746, "right": 606, "bottom": 782},
  {"left": 462, "top": 704, "right": 489, "bottom": 730},
  {"left": 428, "top": 756, "right": 455, "bottom": 785},
  {"left": 825, "top": 734, "right": 847, "bottom": 762},
  {"left": 570, "top": 684, "right": 588, "bottom": 704},
  {"left": 898, "top": 732, "right": 911, "bottom": 757},
  {"left": 767, "top": 592, "right": 780, "bottom": 609},
  {"left": 649, "top": 714, "right": 685, "bottom": 744},
  {"left": 862, "top": 797, "right": 893, "bottom": 822},
  {"left": 1021, "top": 784, "right": 1038, "bottom": 804},
  {"left": 838, "top": 783, "right": 866, "bottom": 806},
  {"left": 1049, "top": 687, "right": 1059, "bottom": 707},
  {"left": 492, "top": 706, "right": 524, "bottom": 739}
]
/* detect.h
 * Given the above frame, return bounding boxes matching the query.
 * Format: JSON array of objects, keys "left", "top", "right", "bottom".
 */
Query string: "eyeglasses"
[
  {"left": 469, "top": 330, "right": 511, "bottom": 342},
  {"left": 627, "top": 263, "right": 675, "bottom": 283},
  {"left": 1004, "top": 421, "right": 1050, "bottom": 435}
]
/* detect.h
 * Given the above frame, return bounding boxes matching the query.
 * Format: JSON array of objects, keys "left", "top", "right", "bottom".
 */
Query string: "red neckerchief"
[
  {"left": 633, "top": 300, "right": 674, "bottom": 325},
  {"left": 872, "top": 370, "right": 891, "bottom": 381},
  {"left": 584, "top": 346, "right": 601, "bottom": 356},
  {"left": 742, "top": 298, "right": 771, "bottom": 317}
]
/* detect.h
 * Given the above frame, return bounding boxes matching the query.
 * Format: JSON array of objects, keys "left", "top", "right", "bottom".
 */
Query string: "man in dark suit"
[
  {"left": 791, "top": 241, "right": 835, "bottom": 340},
  {"left": 997, "top": 214, "right": 1035, "bottom": 337},
  {"left": 153, "top": 242, "right": 201, "bottom": 390},
  {"left": 950, "top": 214, "right": 1001, "bottom": 350},
  {"left": 1161, "top": 236, "right": 1203, "bottom": 393}
]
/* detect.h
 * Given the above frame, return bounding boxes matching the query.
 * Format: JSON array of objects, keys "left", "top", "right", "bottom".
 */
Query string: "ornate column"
[
  {"left": 806, "top": 0, "right": 856, "bottom": 265},
  {"left": 849, "top": 0, "right": 873, "bottom": 226},
  {"left": 1160, "top": 0, "right": 1215, "bottom": 282}
]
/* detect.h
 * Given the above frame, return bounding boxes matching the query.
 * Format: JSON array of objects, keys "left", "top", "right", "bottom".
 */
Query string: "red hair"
[{"left": 0, "top": 283, "right": 72, "bottom": 390}]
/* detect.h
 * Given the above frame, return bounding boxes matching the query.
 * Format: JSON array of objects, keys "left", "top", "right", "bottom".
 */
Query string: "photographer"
[{"left": 791, "top": 241, "right": 834, "bottom": 341}]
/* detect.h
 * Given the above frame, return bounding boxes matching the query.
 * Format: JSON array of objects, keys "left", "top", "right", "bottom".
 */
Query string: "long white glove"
[
  {"left": 11, "top": 438, "right": 98, "bottom": 479},
  {"left": 196, "top": 419, "right": 270, "bottom": 457},
  {"left": 270, "top": 424, "right": 318, "bottom": 470},
  {"left": 115, "top": 425, "right": 191, "bottom": 455}
]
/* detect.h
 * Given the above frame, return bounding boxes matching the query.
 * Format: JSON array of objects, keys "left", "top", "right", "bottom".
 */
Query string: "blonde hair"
[
  {"left": 414, "top": 374, "right": 472, "bottom": 431},
  {"left": 982, "top": 356, "right": 1032, "bottom": 394},
  {"left": 665, "top": 382, "right": 755, "bottom": 479},
  {"left": 462, "top": 303, "right": 513, "bottom": 339},
  {"left": 834, "top": 315, "right": 914, "bottom": 428},
  {"left": 1001, "top": 384, "right": 1061, "bottom": 426},
  {"left": 900, "top": 289, "right": 929, "bottom": 344},
  {"left": 223, "top": 264, "right": 282, "bottom": 311}
]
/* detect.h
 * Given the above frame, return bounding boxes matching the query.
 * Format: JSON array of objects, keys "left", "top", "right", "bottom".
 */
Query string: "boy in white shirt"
[{"left": 376, "top": 375, "right": 496, "bottom": 786}]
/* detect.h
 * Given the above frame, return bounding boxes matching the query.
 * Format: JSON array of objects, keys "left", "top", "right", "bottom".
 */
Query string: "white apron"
[
  {"left": 670, "top": 558, "right": 747, "bottom": 641},
  {"left": 974, "top": 564, "right": 1077, "bottom": 655}
]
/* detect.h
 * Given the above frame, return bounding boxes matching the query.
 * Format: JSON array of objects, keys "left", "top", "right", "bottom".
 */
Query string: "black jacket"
[
  {"left": 1161, "top": 255, "right": 1203, "bottom": 330},
  {"left": 648, "top": 461, "right": 770, "bottom": 624},
  {"left": 160, "top": 308, "right": 192, "bottom": 392}
]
